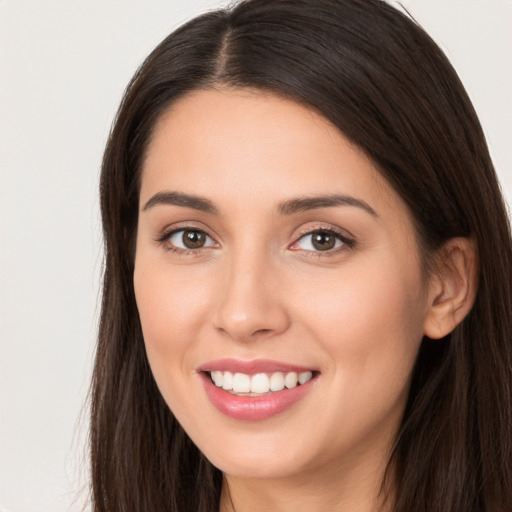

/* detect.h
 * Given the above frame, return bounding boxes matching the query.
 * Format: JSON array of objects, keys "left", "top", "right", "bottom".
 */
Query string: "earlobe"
[{"left": 423, "top": 237, "right": 478, "bottom": 340}]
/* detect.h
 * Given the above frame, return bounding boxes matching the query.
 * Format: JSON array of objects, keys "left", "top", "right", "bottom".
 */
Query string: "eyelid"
[
  {"left": 153, "top": 221, "right": 355, "bottom": 256},
  {"left": 289, "top": 223, "right": 355, "bottom": 253},
  {"left": 168, "top": 229, "right": 217, "bottom": 248},
  {"left": 154, "top": 223, "right": 220, "bottom": 254}
]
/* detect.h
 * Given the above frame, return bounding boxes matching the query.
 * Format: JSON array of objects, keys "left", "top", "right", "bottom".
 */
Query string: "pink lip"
[
  {"left": 197, "top": 358, "right": 316, "bottom": 374},
  {"left": 198, "top": 359, "right": 319, "bottom": 421}
]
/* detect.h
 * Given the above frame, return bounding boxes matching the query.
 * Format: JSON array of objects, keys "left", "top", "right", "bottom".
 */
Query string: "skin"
[{"left": 133, "top": 88, "right": 474, "bottom": 511}]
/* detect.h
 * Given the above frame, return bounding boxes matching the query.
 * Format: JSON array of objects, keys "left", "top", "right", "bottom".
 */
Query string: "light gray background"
[{"left": 0, "top": 1, "right": 510, "bottom": 511}]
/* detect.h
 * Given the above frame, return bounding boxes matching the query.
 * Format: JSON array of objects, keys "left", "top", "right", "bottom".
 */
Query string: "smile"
[
  {"left": 209, "top": 370, "right": 313, "bottom": 395},
  {"left": 198, "top": 359, "right": 319, "bottom": 420}
]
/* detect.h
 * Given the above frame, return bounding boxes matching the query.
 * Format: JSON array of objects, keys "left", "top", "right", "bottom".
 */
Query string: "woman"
[{"left": 90, "top": 0, "right": 512, "bottom": 510}]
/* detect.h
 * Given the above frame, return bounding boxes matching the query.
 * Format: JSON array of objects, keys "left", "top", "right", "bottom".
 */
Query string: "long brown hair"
[{"left": 91, "top": 1, "right": 512, "bottom": 510}]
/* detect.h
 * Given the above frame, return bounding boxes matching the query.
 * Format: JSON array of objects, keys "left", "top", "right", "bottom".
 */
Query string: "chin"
[
  {"left": 196, "top": 431, "right": 317, "bottom": 480},
  {"left": 209, "top": 453, "right": 301, "bottom": 480}
]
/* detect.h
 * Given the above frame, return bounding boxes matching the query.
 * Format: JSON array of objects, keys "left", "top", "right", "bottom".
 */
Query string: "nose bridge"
[{"left": 214, "top": 239, "right": 289, "bottom": 340}]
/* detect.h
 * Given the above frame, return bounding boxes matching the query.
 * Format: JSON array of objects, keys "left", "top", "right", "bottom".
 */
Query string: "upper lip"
[{"left": 197, "top": 358, "right": 317, "bottom": 374}]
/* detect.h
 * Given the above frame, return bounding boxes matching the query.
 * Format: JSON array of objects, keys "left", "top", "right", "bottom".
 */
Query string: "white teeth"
[
  {"left": 233, "top": 373, "right": 251, "bottom": 393},
  {"left": 212, "top": 370, "right": 223, "bottom": 387},
  {"left": 250, "top": 373, "right": 270, "bottom": 393},
  {"left": 222, "top": 371, "right": 233, "bottom": 390},
  {"left": 299, "top": 371, "right": 313, "bottom": 384},
  {"left": 269, "top": 372, "right": 285, "bottom": 391},
  {"left": 284, "top": 372, "right": 298, "bottom": 389},
  {"left": 209, "top": 369, "right": 314, "bottom": 394}
]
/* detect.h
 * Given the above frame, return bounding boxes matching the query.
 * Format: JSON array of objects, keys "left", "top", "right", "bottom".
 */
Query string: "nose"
[{"left": 213, "top": 251, "right": 290, "bottom": 342}]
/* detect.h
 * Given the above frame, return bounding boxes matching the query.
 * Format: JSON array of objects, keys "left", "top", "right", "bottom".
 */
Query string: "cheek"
[
  {"left": 289, "top": 258, "right": 426, "bottom": 447},
  {"left": 133, "top": 255, "right": 212, "bottom": 381},
  {"left": 133, "top": 260, "right": 214, "bottom": 430},
  {"left": 294, "top": 256, "right": 426, "bottom": 381},
  {"left": 135, "top": 248, "right": 212, "bottom": 330}
]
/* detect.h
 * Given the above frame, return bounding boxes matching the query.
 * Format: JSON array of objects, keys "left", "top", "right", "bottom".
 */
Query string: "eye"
[
  {"left": 291, "top": 229, "right": 352, "bottom": 252},
  {"left": 164, "top": 228, "right": 217, "bottom": 251}
]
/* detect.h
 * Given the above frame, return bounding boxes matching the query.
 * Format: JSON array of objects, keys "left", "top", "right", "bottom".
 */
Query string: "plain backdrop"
[{"left": 0, "top": 1, "right": 510, "bottom": 511}]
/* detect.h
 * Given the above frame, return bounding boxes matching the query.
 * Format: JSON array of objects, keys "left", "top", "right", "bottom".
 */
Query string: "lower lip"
[{"left": 200, "top": 373, "right": 317, "bottom": 421}]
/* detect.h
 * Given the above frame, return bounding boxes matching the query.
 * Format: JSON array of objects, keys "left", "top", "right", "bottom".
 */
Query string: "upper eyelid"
[
  {"left": 158, "top": 232, "right": 216, "bottom": 251},
  {"left": 156, "top": 222, "right": 218, "bottom": 241},
  {"left": 293, "top": 223, "right": 354, "bottom": 240},
  {"left": 289, "top": 224, "right": 356, "bottom": 252},
  {"left": 156, "top": 227, "right": 218, "bottom": 254},
  {"left": 292, "top": 229, "right": 353, "bottom": 245}
]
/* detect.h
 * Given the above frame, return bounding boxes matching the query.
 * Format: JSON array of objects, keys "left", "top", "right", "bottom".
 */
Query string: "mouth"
[
  {"left": 198, "top": 359, "right": 319, "bottom": 420},
  {"left": 207, "top": 370, "right": 315, "bottom": 396}
]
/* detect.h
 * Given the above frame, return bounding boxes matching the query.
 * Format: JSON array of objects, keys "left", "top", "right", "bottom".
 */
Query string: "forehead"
[{"left": 140, "top": 88, "right": 409, "bottom": 227}]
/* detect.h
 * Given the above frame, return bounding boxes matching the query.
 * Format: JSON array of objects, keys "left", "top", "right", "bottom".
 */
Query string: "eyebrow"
[
  {"left": 143, "top": 191, "right": 218, "bottom": 214},
  {"left": 278, "top": 195, "right": 378, "bottom": 217},
  {"left": 142, "top": 191, "right": 377, "bottom": 217}
]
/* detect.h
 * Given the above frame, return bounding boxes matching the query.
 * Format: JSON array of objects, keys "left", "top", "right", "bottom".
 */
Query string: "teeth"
[
  {"left": 209, "top": 370, "right": 314, "bottom": 394},
  {"left": 251, "top": 373, "right": 270, "bottom": 393},
  {"left": 222, "top": 371, "right": 233, "bottom": 390},
  {"left": 284, "top": 372, "right": 298, "bottom": 389},
  {"left": 269, "top": 372, "right": 285, "bottom": 391},
  {"left": 212, "top": 370, "right": 223, "bottom": 387},
  {"left": 233, "top": 372, "right": 251, "bottom": 393},
  {"left": 298, "top": 371, "right": 313, "bottom": 384}
]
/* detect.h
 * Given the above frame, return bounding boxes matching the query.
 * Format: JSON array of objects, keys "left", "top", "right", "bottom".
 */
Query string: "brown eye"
[
  {"left": 311, "top": 232, "right": 336, "bottom": 251},
  {"left": 293, "top": 229, "right": 348, "bottom": 253},
  {"left": 182, "top": 230, "right": 206, "bottom": 249},
  {"left": 166, "top": 228, "right": 216, "bottom": 251}
]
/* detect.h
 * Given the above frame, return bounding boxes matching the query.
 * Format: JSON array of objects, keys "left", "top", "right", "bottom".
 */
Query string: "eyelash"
[
  {"left": 154, "top": 226, "right": 216, "bottom": 256},
  {"left": 291, "top": 225, "right": 355, "bottom": 258},
  {"left": 155, "top": 225, "right": 355, "bottom": 257}
]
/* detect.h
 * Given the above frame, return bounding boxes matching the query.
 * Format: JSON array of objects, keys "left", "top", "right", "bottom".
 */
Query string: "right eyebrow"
[{"left": 142, "top": 191, "right": 218, "bottom": 214}]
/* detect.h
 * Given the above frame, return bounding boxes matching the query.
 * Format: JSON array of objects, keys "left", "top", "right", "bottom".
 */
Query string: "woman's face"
[{"left": 134, "top": 89, "right": 431, "bottom": 481}]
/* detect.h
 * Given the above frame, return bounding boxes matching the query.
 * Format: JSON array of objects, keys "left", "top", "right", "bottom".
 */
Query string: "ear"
[{"left": 423, "top": 237, "right": 478, "bottom": 340}]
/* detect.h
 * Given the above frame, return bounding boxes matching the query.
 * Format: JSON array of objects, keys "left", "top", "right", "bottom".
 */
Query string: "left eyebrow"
[{"left": 278, "top": 195, "right": 378, "bottom": 217}]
